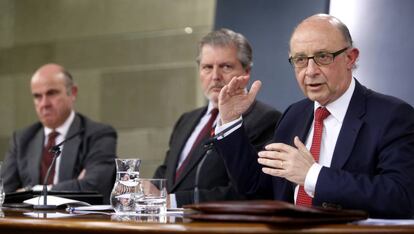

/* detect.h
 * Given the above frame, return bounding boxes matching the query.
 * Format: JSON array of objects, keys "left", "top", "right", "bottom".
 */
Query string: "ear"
[
  {"left": 346, "top": 47, "right": 359, "bottom": 69},
  {"left": 245, "top": 68, "right": 251, "bottom": 75},
  {"left": 71, "top": 85, "right": 78, "bottom": 100}
]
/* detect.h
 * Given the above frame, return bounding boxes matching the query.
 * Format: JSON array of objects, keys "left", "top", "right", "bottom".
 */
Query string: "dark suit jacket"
[
  {"left": 2, "top": 113, "right": 117, "bottom": 204},
  {"left": 154, "top": 100, "right": 281, "bottom": 207},
  {"left": 216, "top": 80, "right": 414, "bottom": 218}
]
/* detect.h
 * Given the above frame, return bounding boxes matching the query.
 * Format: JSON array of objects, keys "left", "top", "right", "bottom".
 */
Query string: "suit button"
[{"left": 322, "top": 202, "right": 328, "bottom": 208}]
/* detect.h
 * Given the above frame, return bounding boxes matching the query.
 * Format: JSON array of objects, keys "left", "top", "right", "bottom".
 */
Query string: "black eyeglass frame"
[{"left": 288, "top": 47, "right": 349, "bottom": 68}]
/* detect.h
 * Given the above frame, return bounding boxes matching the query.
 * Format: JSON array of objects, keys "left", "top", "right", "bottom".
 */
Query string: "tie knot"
[
  {"left": 315, "top": 107, "right": 330, "bottom": 122},
  {"left": 49, "top": 131, "right": 59, "bottom": 140}
]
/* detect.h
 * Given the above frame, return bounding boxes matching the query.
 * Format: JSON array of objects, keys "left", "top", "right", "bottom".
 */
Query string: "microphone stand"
[
  {"left": 193, "top": 118, "right": 243, "bottom": 204},
  {"left": 33, "top": 129, "right": 84, "bottom": 210}
]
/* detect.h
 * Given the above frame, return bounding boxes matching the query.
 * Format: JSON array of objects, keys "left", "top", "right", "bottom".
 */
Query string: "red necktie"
[
  {"left": 40, "top": 131, "right": 59, "bottom": 185},
  {"left": 175, "top": 108, "right": 219, "bottom": 182},
  {"left": 296, "top": 107, "right": 330, "bottom": 207}
]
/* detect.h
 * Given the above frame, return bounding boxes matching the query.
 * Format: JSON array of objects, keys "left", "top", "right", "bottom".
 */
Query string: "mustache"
[{"left": 208, "top": 83, "right": 226, "bottom": 91}]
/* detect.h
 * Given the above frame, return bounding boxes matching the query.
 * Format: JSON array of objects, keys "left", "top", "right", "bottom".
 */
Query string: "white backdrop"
[{"left": 330, "top": 0, "right": 414, "bottom": 106}]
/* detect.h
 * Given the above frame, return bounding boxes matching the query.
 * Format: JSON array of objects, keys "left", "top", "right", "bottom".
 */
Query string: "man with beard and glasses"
[{"left": 154, "top": 29, "right": 281, "bottom": 207}]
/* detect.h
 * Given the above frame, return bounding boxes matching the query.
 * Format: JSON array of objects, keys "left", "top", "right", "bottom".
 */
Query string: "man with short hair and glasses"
[{"left": 213, "top": 14, "right": 414, "bottom": 218}]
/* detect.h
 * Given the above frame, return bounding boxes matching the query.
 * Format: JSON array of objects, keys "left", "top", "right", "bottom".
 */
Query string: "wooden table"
[{"left": 0, "top": 207, "right": 413, "bottom": 234}]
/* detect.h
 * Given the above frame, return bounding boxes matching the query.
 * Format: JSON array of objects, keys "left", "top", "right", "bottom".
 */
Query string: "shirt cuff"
[
  {"left": 304, "top": 163, "right": 323, "bottom": 198},
  {"left": 215, "top": 116, "right": 243, "bottom": 139},
  {"left": 169, "top": 193, "right": 177, "bottom": 208}
]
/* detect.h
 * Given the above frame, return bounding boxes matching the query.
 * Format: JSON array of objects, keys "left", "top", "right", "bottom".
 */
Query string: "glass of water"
[
  {"left": 110, "top": 158, "right": 141, "bottom": 214},
  {"left": 134, "top": 178, "right": 167, "bottom": 215}
]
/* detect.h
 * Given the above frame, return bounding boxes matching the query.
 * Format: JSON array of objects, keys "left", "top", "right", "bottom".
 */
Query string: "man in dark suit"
[
  {"left": 2, "top": 63, "right": 117, "bottom": 204},
  {"left": 153, "top": 29, "right": 281, "bottom": 207},
  {"left": 214, "top": 14, "right": 414, "bottom": 218}
]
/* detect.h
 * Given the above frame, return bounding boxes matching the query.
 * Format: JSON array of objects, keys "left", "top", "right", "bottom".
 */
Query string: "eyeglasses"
[{"left": 288, "top": 47, "right": 349, "bottom": 68}]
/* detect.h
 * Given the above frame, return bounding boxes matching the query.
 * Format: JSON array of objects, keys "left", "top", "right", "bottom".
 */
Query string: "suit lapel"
[
  {"left": 287, "top": 103, "right": 314, "bottom": 193},
  {"left": 58, "top": 114, "right": 82, "bottom": 181},
  {"left": 330, "top": 81, "right": 366, "bottom": 169},
  {"left": 168, "top": 108, "right": 207, "bottom": 190},
  {"left": 28, "top": 129, "right": 44, "bottom": 184},
  {"left": 173, "top": 135, "right": 210, "bottom": 187},
  {"left": 297, "top": 104, "right": 314, "bottom": 144}
]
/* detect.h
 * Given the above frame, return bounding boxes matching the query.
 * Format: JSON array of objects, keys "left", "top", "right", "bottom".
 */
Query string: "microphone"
[
  {"left": 33, "top": 128, "right": 85, "bottom": 210},
  {"left": 193, "top": 118, "right": 243, "bottom": 204}
]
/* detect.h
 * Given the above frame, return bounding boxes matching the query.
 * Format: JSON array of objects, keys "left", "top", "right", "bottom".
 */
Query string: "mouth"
[
  {"left": 307, "top": 83, "right": 324, "bottom": 89},
  {"left": 209, "top": 86, "right": 223, "bottom": 92}
]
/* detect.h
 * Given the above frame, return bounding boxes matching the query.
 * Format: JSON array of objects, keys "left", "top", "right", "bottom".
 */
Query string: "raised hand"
[{"left": 218, "top": 75, "right": 262, "bottom": 124}]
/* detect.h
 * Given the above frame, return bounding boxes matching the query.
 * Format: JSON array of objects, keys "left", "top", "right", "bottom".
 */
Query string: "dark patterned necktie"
[{"left": 40, "top": 131, "right": 59, "bottom": 184}]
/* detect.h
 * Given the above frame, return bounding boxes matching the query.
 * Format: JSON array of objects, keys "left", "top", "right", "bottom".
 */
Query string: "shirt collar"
[
  {"left": 315, "top": 78, "right": 355, "bottom": 123},
  {"left": 44, "top": 111, "right": 76, "bottom": 138},
  {"left": 207, "top": 102, "right": 218, "bottom": 115}
]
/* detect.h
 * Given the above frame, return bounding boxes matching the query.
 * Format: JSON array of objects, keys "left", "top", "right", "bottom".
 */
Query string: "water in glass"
[{"left": 110, "top": 158, "right": 141, "bottom": 214}]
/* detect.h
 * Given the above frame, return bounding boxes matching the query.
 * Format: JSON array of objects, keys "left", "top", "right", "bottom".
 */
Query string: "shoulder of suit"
[
  {"left": 178, "top": 106, "right": 207, "bottom": 119},
  {"left": 14, "top": 122, "right": 43, "bottom": 141},
  {"left": 75, "top": 112, "right": 117, "bottom": 134},
  {"left": 244, "top": 100, "right": 281, "bottom": 118},
  {"left": 284, "top": 98, "right": 313, "bottom": 113}
]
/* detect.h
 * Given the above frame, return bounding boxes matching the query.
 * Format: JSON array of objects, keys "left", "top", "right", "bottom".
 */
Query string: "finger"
[
  {"left": 262, "top": 167, "right": 284, "bottom": 177},
  {"left": 238, "top": 75, "right": 250, "bottom": 89},
  {"left": 218, "top": 84, "right": 229, "bottom": 102},
  {"left": 258, "top": 157, "right": 283, "bottom": 169},
  {"left": 258, "top": 150, "right": 279, "bottom": 159},
  {"left": 265, "top": 142, "right": 294, "bottom": 153},
  {"left": 248, "top": 80, "right": 262, "bottom": 99},
  {"left": 227, "top": 76, "right": 247, "bottom": 93},
  {"left": 293, "top": 136, "right": 308, "bottom": 155},
  {"left": 294, "top": 136, "right": 316, "bottom": 165}
]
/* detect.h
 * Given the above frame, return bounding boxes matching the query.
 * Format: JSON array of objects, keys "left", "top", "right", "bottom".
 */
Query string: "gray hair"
[
  {"left": 196, "top": 28, "right": 253, "bottom": 70},
  {"left": 62, "top": 69, "right": 75, "bottom": 95}
]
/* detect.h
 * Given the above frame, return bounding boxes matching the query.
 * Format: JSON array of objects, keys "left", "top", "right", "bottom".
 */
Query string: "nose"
[
  {"left": 304, "top": 58, "right": 320, "bottom": 77},
  {"left": 38, "top": 96, "right": 51, "bottom": 108},
  {"left": 211, "top": 66, "right": 222, "bottom": 81}
]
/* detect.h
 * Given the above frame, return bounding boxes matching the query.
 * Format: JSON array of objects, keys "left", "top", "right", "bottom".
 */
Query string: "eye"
[
  {"left": 201, "top": 65, "right": 213, "bottom": 72},
  {"left": 46, "top": 89, "right": 60, "bottom": 97},
  {"left": 33, "top": 93, "right": 42, "bottom": 101},
  {"left": 221, "top": 64, "right": 233, "bottom": 73},
  {"left": 315, "top": 53, "right": 332, "bottom": 62},
  {"left": 293, "top": 56, "right": 307, "bottom": 64}
]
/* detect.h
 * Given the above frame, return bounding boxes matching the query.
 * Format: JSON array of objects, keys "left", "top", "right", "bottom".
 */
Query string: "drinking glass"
[
  {"left": 134, "top": 178, "right": 167, "bottom": 215},
  {"left": 110, "top": 158, "right": 141, "bottom": 214}
]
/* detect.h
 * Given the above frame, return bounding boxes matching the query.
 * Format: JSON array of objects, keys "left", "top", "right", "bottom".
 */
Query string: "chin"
[{"left": 207, "top": 94, "right": 219, "bottom": 103}]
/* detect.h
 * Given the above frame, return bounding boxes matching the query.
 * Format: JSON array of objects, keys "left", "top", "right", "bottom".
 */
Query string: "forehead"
[
  {"left": 200, "top": 44, "right": 239, "bottom": 63},
  {"left": 31, "top": 73, "right": 66, "bottom": 93},
  {"left": 290, "top": 20, "right": 346, "bottom": 55}
]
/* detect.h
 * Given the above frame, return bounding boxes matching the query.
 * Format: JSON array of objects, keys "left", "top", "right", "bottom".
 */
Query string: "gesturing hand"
[
  {"left": 218, "top": 75, "right": 261, "bottom": 124},
  {"left": 257, "top": 136, "right": 315, "bottom": 185}
]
